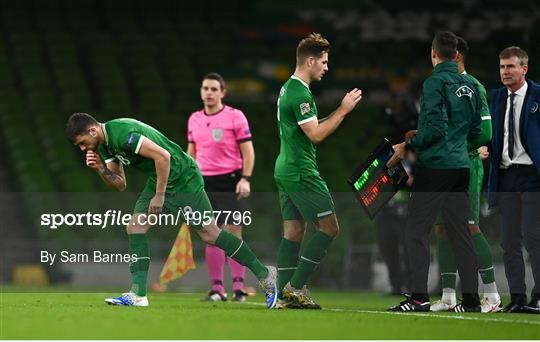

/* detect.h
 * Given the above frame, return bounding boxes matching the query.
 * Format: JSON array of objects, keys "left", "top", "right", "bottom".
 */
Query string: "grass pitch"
[{"left": 1, "top": 290, "right": 538, "bottom": 339}]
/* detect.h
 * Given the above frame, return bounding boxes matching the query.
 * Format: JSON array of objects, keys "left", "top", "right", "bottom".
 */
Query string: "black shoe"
[
  {"left": 502, "top": 301, "right": 539, "bottom": 313},
  {"left": 503, "top": 302, "right": 526, "bottom": 313},
  {"left": 201, "top": 290, "right": 227, "bottom": 302},
  {"left": 450, "top": 303, "right": 481, "bottom": 313},
  {"left": 521, "top": 305, "right": 540, "bottom": 314},
  {"left": 388, "top": 296, "right": 430, "bottom": 312},
  {"left": 527, "top": 298, "right": 540, "bottom": 309},
  {"left": 522, "top": 299, "right": 540, "bottom": 314},
  {"left": 232, "top": 290, "right": 248, "bottom": 302}
]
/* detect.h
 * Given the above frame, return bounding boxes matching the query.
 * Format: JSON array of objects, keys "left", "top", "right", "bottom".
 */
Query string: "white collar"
[
  {"left": 290, "top": 75, "right": 310, "bottom": 89},
  {"left": 508, "top": 82, "right": 528, "bottom": 97},
  {"left": 101, "top": 123, "right": 109, "bottom": 145},
  {"left": 461, "top": 70, "right": 467, "bottom": 75}
]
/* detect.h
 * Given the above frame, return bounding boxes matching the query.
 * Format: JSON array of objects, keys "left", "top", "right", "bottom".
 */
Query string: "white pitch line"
[
  {"left": 240, "top": 301, "right": 540, "bottom": 326},
  {"left": 326, "top": 308, "right": 540, "bottom": 326}
]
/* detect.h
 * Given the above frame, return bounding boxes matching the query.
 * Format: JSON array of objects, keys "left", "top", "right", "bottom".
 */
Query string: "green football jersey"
[
  {"left": 466, "top": 72, "right": 490, "bottom": 118},
  {"left": 274, "top": 76, "right": 320, "bottom": 179},
  {"left": 464, "top": 72, "right": 492, "bottom": 157},
  {"left": 97, "top": 118, "right": 196, "bottom": 188}
]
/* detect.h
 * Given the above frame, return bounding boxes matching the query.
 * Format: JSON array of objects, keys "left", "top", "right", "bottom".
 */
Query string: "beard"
[{"left": 87, "top": 137, "right": 100, "bottom": 151}]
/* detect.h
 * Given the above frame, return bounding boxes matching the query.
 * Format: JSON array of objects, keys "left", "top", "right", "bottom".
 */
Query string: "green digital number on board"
[{"left": 354, "top": 159, "right": 379, "bottom": 191}]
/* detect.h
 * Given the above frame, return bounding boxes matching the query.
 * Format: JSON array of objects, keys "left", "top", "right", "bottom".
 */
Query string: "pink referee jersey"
[{"left": 187, "top": 105, "right": 252, "bottom": 176}]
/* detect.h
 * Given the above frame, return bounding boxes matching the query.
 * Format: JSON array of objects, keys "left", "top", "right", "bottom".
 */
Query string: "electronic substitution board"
[{"left": 347, "top": 139, "right": 409, "bottom": 219}]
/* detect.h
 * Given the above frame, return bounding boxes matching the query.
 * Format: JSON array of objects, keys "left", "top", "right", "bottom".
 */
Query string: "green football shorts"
[
  {"left": 435, "top": 155, "right": 483, "bottom": 226},
  {"left": 133, "top": 166, "right": 213, "bottom": 229},
  {"left": 275, "top": 174, "right": 335, "bottom": 222}
]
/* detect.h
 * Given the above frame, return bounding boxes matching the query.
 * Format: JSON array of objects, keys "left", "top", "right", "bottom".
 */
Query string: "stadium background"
[{"left": 0, "top": 0, "right": 538, "bottom": 292}]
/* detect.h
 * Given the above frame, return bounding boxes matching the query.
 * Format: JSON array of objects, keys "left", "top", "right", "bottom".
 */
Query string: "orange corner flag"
[{"left": 158, "top": 223, "right": 196, "bottom": 286}]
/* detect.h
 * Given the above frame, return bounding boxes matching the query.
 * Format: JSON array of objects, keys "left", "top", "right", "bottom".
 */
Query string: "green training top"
[
  {"left": 274, "top": 76, "right": 320, "bottom": 179},
  {"left": 409, "top": 61, "right": 482, "bottom": 169},
  {"left": 97, "top": 118, "right": 196, "bottom": 189}
]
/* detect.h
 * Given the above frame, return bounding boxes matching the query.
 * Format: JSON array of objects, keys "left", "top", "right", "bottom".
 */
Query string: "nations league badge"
[
  {"left": 300, "top": 102, "right": 311, "bottom": 115},
  {"left": 530, "top": 101, "right": 539, "bottom": 114},
  {"left": 212, "top": 128, "right": 224, "bottom": 142}
]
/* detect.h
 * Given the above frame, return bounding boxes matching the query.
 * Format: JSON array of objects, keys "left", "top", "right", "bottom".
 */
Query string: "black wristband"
[{"left": 241, "top": 175, "right": 252, "bottom": 182}]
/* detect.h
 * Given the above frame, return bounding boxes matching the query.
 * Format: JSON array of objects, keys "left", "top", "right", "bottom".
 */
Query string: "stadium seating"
[{"left": 0, "top": 0, "right": 536, "bottom": 266}]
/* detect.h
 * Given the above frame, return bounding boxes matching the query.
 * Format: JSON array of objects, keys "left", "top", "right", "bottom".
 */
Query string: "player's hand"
[
  {"left": 86, "top": 150, "right": 104, "bottom": 170},
  {"left": 478, "top": 146, "right": 489, "bottom": 160},
  {"left": 387, "top": 142, "right": 406, "bottom": 168},
  {"left": 339, "top": 88, "right": 363, "bottom": 115},
  {"left": 148, "top": 193, "right": 165, "bottom": 214},
  {"left": 404, "top": 130, "right": 417, "bottom": 143},
  {"left": 236, "top": 178, "right": 251, "bottom": 200}
]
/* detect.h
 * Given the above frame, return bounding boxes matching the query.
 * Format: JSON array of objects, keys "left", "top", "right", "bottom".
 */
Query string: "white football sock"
[{"left": 441, "top": 288, "right": 457, "bottom": 305}]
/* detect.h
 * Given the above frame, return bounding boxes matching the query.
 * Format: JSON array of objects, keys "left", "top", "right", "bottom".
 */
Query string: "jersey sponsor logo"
[
  {"left": 530, "top": 101, "right": 538, "bottom": 114},
  {"left": 455, "top": 85, "right": 474, "bottom": 98},
  {"left": 300, "top": 102, "right": 311, "bottom": 115},
  {"left": 212, "top": 128, "right": 224, "bottom": 142},
  {"left": 108, "top": 148, "right": 131, "bottom": 165},
  {"left": 115, "top": 154, "right": 131, "bottom": 165}
]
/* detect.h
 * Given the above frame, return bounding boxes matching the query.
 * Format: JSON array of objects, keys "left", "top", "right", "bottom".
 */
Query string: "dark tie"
[{"left": 508, "top": 93, "right": 516, "bottom": 160}]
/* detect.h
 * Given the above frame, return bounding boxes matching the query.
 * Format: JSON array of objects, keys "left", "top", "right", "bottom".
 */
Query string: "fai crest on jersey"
[
  {"left": 300, "top": 102, "right": 311, "bottom": 115},
  {"left": 127, "top": 133, "right": 135, "bottom": 146},
  {"left": 530, "top": 102, "right": 538, "bottom": 114},
  {"left": 212, "top": 128, "right": 224, "bottom": 142},
  {"left": 455, "top": 85, "right": 474, "bottom": 98}
]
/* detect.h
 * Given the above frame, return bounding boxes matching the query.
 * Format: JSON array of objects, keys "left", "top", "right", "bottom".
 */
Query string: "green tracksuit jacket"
[{"left": 409, "top": 60, "right": 482, "bottom": 169}]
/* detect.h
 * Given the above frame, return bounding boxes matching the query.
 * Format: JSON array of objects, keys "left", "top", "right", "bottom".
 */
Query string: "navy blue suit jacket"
[{"left": 488, "top": 80, "right": 540, "bottom": 207}]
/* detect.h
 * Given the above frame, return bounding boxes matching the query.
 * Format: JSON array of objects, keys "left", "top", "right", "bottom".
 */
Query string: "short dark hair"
[
  {"left": 203, "top": 72, "right": 226, "bottom": 90},
  {"left": 65, "top": 113, "right": 98, "bottom": 142},
  {"left": 432, "top": 31, "right": 458, "bottom": 61},
  {"left": 456, "top": 36, "right": 469, "bottom": 60},
  {"left": 296, "top": 33, "right": 330, "bottom": 64},
  {"left": 499, "top": 46, "right": 528, "bottom": 66}
]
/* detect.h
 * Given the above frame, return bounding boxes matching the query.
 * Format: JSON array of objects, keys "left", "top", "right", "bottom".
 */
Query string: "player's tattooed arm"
[
  {"left": 97, "top": 162, "right": 127, "bottom": 191},
  {"left": 86, "top": 151, "right": 127, "bottom": 191}
]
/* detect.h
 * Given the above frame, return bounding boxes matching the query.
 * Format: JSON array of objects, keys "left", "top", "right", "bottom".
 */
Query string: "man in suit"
[{"left": 488, "top": 46, "right": 540, "bottom": 314}]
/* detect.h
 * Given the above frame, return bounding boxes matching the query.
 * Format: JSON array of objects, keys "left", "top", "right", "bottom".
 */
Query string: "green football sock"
[
  {"left": 471, "top": 232, "right": 496, "bottom": 284},
  {"left": 215, "top": 230, "right": 268, "bottom": 280},
  {"left": 290, "top": 230, "right": 333, "bottom": 289},
  {"left": 277, "top": 238, "right": 301, "bottom": 296},
  {"left": 437, "top": 238, "right": 457, "bottom": 290},
  {"left": 129, "top": 233, "right": 150, "bottom": 297}
]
